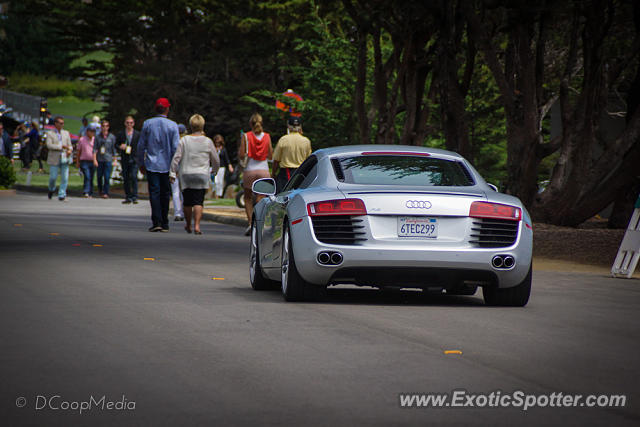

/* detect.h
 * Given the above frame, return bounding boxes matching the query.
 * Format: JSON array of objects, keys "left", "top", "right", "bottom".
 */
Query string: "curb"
[{"left": 202, "top": 212, "right": 248, "bottom": 228}]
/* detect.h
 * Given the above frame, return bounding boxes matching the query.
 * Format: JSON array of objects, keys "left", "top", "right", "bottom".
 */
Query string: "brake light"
[
  {"left": 469, "top": 201, "right": 521, "bottom": 221},
  {"left": 307, "top": 199, "right": 367, "bottom": 216}
]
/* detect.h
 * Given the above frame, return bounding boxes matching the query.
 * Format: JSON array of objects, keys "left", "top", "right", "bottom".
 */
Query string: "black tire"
[
  {"left": 483, "top": 264, "right": 532, "bottom": 306},
  {"left": 250, "top": 219, "right": 276, "bottom": 290},
  {"left": 281, "top": 225, "right": 326, "bottom": 302},
  {"left": 236, "top": 189, "right": 245, "bottom": 208}
]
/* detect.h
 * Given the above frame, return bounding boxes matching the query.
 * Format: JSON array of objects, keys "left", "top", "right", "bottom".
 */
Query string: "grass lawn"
[
  {"left": 204, "top": 198, "right": 239, "bottom": 207},
  {"left": 13, "top": 163, "right": 122, "bottom": 193},
  {"left": 70, "top": 51, "right": 114, "bottom": 70},
  {"left": 47, "top": 96, "right": 106, "bottom": 135}
]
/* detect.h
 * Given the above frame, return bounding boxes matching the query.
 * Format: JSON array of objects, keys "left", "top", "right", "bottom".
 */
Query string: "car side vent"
[
  {"left": 331, "top": 158, "right": 345, "bottom": 181},
  {"left": 311, "top": 215, "right": 366, "bottom": 245},
  {"left": 459, "top": 163, "right": 475, "bottom": 185},
  {"left": 470, "top": 218, "right": 518, "bottom": 248}
]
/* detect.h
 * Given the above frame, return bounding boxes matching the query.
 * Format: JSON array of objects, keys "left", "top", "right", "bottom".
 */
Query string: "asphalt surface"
[{"left": 1, "top": 193, "right": 639, "bottom": 426}]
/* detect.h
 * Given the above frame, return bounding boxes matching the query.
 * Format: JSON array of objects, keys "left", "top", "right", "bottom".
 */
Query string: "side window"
[
  {"left": 298, "top": 164, "right": 317, "bottom": 189},
  {"left": 283, "top": 155, "right": 317, "bottom": 192}
]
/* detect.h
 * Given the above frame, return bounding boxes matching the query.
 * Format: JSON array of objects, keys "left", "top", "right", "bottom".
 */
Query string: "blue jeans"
[
  {"left": 146, "top": 171, "right": 171, "bottom": 228},
  {"left": 122, "top": 161, "right": 138, "bottom": 201},
  {"left": 48, "top": 162, "right": 69, "bottom": 198},
  {"left": 97, "top": 161, "right": 113, "bottom": 196},
  {"left": 79, "top": 160, "right": 95, "bottom": 196}
]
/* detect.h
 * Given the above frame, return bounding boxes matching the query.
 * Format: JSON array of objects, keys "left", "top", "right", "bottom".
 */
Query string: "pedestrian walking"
[
  {"left": 212, "top": 134, "right": 233, "bottom": 198},
  {"left": 238, "top": 113, "right": 273, "bottom": 235},
  {"left": 137, "top": 98, "right": 180, "bottom": 232},
  {"left": 93, "top": 120, "right": 117, "bottom": 198},
  {"left": 170, "top": 114, "right": 220, "bottom": 235},
  {"left": 88, "top": 115, "right": 101, "bottom": 133},
  {"left": 79, "top": 117, "right": 89, "bottom": 137},
  {"left": 76, "top": 126, "right": 96, "bottom": 197},
  {"left": 171, "top": 124, "right": 186, "bottom": 221},
  {"left": 0, "top": 121, "right": 12, "bottom": 161},
  {"left": 116, "top": 115, "right": 140, "bottom": 204},
  {"left": 25, "top": 120, "right": 40, "bottom": 170},
  {"left": 15, "top": 122, "right": 30, "bottom": 170},
  {"left": 46, "top": 116, "right": 73, "bottom": 201},
  {"left": 272, "top": 116, "right": 312, "bottom": 193}
]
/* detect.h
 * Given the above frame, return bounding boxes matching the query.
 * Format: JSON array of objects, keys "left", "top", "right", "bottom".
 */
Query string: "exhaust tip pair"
[
  {"left": 492, "top": 255, "right": 515, "bottom": 269},
  {"left": 318, "top": 251, "right": 343, "bottom": 266}
]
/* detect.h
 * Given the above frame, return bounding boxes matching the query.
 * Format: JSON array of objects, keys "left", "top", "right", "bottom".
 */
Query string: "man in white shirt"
[{"left": 46, "top": 116, "right": 73, "bottom": 201}]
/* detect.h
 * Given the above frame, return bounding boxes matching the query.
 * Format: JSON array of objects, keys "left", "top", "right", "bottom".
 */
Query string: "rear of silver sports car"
[
  {"left": 287, "top": 152, "right": 533, "bottom": 293},
  {"left": 289, "top": 195, "right": 532, "bottom": 291}
]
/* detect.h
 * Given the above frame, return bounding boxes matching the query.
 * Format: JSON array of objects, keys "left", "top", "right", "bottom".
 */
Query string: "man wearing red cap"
[{"left": 137, "top": 98, "right": 180, "bottom": 232}]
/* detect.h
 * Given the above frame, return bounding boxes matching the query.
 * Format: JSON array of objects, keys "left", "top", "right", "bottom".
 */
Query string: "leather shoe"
[{"left": 148, "top": 226, "right": 163, "bottom": 232}]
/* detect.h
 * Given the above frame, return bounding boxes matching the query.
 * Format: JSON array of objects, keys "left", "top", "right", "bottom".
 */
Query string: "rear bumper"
[{"left": 289, "top": 216, "right": 532, "bottom": 289}]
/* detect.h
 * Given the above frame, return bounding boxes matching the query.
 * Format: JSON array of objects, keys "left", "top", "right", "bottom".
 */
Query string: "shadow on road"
[{"left": 226, "top": 285, "right": 487, "bottom": 307}]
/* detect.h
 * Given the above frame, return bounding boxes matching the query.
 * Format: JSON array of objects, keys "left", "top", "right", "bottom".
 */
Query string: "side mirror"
[
  {"left": 252, "top": 178, "right": 276, "bottom": 196},
  {"left": 487, "top": 183, "right": 498, "bottom": 192}
]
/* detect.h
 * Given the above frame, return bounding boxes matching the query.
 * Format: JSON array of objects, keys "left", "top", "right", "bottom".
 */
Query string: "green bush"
[{"left": 0, "top": 157, "right": 17, "bottom": 189}]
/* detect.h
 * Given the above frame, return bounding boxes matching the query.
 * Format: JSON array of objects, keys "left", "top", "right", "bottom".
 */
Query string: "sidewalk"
[{"left": 14, "top": 183, "right": 249, "bottom": 228}]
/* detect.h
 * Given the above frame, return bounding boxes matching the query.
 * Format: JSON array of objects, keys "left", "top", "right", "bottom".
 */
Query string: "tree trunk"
[
  {"left": 437, "top": 0, "right": 472, "bottom": 158},
  {"left": 355, "top": 29, "right": 370, "bottom": 144}
]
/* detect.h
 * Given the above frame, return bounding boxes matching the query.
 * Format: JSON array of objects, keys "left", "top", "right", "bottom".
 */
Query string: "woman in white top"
[{"left": 170, "top": 114, "right": 220, "bottom": 235}]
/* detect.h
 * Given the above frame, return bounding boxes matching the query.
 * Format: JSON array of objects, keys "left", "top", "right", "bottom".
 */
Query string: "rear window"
[{"left": 335, "top": 155, "right": 475, "bottom": 186}]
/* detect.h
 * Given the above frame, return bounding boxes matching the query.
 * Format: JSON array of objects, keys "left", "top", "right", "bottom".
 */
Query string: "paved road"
[{"left": 1, "top": 193, "right": 639, "bottom": 426}]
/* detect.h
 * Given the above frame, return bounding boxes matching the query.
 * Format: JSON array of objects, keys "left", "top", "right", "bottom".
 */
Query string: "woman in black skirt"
[{"left": 170, "top": 114, "right": 220, "bottom": 234}]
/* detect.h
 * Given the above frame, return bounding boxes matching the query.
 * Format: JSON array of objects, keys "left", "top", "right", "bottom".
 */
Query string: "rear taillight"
[
  {"left": 469, "top": 201, "right": 521, "bottom": 221},
  {"left": 307, "top": 199, "right": 367, "bottom": 216}
]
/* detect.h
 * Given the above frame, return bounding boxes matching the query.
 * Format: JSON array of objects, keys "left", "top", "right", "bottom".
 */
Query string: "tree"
[
  {"left": 465, "top": 0, "right": 640, "bottom": 225},
  {"left": 342, "top": 0, "right": 440, "bottom": 146},
  {"left": 0, "top": 0, "right": 75, "bottom": 75}
]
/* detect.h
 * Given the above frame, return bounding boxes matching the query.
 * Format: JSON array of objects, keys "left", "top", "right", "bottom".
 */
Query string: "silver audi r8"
[{"left": 249, "top": 145, "right": 533, "bottom": 306}]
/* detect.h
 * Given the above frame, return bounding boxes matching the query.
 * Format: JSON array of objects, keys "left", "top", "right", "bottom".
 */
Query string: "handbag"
[{"left": 238, "top": 131, "right": 248, "bottom": 169}]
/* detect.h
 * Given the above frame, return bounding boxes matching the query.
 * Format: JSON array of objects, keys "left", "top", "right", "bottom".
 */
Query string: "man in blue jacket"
[{"left": 137, "top": 98, "right": 180, "bottom": 232}]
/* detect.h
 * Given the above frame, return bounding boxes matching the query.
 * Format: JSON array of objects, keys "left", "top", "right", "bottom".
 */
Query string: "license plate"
[{"left": 397, "top": 217, "right": 438, "bottom": 238}]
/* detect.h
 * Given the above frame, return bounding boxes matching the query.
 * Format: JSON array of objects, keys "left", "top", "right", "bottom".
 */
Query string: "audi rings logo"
[{"left": 405, "top": 200, "right": 432, "bottom": 209}]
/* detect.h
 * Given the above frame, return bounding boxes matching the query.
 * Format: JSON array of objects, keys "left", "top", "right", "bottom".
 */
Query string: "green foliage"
[
  {"left": 0, "top": 157, "right": 17, "bottom": 189},
  {"left": 0, "top": 0, "right": 76, "bottom": 75},
  {"left": 466, "top": 63, "right": 508, "bottom": 187},
  {"left": 7, "top": 74, "right": 95, "bottom": 98}
]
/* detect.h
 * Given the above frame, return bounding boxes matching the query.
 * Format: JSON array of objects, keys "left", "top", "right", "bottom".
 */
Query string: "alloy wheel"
[{"left": 281, "top": 228, "right": 290, "bottom": 294}]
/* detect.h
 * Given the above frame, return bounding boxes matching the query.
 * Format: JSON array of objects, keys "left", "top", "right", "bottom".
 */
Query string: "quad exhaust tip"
[
  {"left": 331, "top": 252, "right": 343, "bottom": 265},
  {"left": 492, "top": 255, "right": 515, "bottom": 269},
  {"left": 317, "top": 251, "right": 343, "bottom": 266}
]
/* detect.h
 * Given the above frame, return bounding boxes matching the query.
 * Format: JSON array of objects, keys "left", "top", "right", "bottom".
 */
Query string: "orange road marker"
[
  {"left": 144, "top": 258, "right": 155, "bottom": 261},
  {"left": 212, "top": 277, "right": 225, "bottom": 280},
  {"left": 13, "top": 224, "right": 22, "bottom": 227},
  {"left": 49, "top": 232, "right": 60, "bottom": 236},
  {"left": 92, "top": 244, "right": 103, "bottom": 247},
  {"left": 444, "top": 350, "right": 463, "bottom": 355}
]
